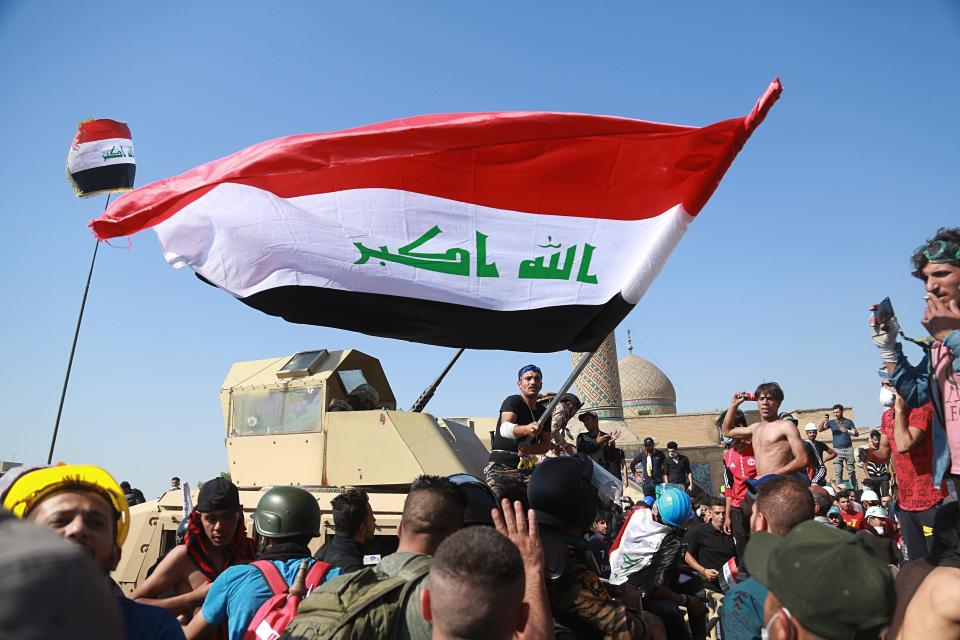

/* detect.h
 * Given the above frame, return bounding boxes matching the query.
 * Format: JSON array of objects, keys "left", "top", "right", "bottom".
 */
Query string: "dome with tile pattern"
[{"left": 618, "top": 334, "right": 677, "bottom": 416}]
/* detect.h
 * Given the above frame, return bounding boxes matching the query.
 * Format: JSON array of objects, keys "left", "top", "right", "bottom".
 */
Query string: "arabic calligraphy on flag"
[
  {"left": 91, "top": 79, "right": 781, "bottom": 352},
  {"left": 67, "top": 119, "right": 136, "bottom": 198}
]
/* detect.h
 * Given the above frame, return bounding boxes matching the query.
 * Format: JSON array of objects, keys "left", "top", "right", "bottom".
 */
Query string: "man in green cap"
[{"left": 743, "top": 520, "right": 894, "bottom": 640}]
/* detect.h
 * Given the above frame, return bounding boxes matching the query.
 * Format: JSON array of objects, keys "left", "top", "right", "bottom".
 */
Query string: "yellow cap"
[{"left": 1, "top": 464, "right": 130, "bottom": 545}]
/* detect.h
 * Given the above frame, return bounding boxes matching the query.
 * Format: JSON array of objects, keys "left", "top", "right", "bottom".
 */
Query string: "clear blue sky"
[{"left": 2, "top": 2, "right": 958, "bottom": 496}]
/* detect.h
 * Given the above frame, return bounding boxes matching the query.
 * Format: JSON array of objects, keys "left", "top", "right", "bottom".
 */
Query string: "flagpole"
[{"left": 47, "top": 194, "right": 111, "bottom": 464}]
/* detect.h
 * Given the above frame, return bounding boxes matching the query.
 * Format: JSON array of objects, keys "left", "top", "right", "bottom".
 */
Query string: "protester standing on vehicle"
[
  {"left": 818, "top": 404, "right": 860, "bottom": 489},
  {"left": 803, "top": 423, "right": 836, "bottom": 486},
  {"left": 629, "top": 437, "right": 668, "bottom": 497},
  {"left": 664, "top": 441, "right": 694, "bottom": 493},
  {"left": 721, "top": 384, "right": 809, "bottom": 479},
  {"left": 867, "top": 376, "right": 947, "bottom": 561},
  {"left": 720, "top": 409, "right": 757, "bottom": 565},
  {"left": 870, "top": 227, "right": 960, "bottom": 494},
  {"left": 485, "top": 365, "right": 550, "bottom": 507}
]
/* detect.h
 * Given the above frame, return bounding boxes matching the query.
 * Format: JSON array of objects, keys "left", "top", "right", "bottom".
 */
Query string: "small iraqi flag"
[
  {"left": 91, "top": 80, "right": 780, "bottom": 352},
  {"left": 67, "top": 119, "right": 136, "bottom": 198}
]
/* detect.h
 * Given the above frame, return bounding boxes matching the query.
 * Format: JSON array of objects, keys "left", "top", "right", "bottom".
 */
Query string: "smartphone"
[{"left": 874, "top": 297, "right": 895, "bottom": 328}]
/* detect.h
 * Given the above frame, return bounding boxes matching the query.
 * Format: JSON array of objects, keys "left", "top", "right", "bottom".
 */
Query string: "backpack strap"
[
  {"left": 304, "top": 560, "right": 332, "bottom": 591},
  {"left": 251, "top": 560, "right": 289, "bottom": 596}
]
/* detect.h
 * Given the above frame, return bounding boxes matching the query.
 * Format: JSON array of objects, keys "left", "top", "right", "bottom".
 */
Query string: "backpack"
[
  {"left": 279, "top": 554, "right": 432, "bottom": 640},
  {"left": 244, "top": 559, "right": 332, "bottom": 640}
]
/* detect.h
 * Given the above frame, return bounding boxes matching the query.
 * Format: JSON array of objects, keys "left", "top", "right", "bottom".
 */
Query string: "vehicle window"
[{"left": 231, "top": 386, "right": 322, "bottom": 435}]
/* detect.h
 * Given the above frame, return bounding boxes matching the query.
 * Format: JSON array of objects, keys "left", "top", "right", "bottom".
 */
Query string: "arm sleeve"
[
  {"left": 200, "top": 574, "right": 230, "bottom": 625},
  {"left": 577, "top": 432, "right": 602, "bottom": 454},
  {"left": 891, "top": 350, "right": 932, "bottom": 408},
  {"left": 499, "top": 395, "right": 521, "bottom": 414},
  {"left": 908, "top": 404, "right": 934, "bottom": 431}
]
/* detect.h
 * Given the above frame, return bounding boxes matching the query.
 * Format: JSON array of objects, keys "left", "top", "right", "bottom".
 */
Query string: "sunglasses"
[{"left": 913, "top": 239, "right": 960, "bottom": 266}]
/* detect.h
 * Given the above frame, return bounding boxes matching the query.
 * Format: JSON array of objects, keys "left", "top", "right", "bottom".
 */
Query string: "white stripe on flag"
[
  {"left": 155, "top": 184, "right": 692, "bottom": 311},
  {"left": 68, "top": 137, "right": 135, "bottom": 173}
]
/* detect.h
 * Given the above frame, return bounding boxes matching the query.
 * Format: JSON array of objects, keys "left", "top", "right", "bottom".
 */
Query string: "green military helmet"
[{"left": 252, "top": 485, "right": 322, "bottom": 538}]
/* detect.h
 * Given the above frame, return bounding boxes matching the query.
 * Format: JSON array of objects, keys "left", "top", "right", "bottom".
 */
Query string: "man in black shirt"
[
  {"left": 575, "top": 411, "right": 623, "bottom": 477},
  {"left": 803, "top": 423, "right": 837, "bottom": 486},
  {"left": 484, "top": 364, "right": 550, "bottom": 507},
  {"left": 314, "top": 487, "right": 376, "bottom": 574},
  {"left": 664, "top": 441, "right": 693, "bottom": 492},
  {"left": 629, "top": 437, "right": 668, "bottom": 497},
  {"left": 684, "top": 497, "right": 736, "bottom": 590}
]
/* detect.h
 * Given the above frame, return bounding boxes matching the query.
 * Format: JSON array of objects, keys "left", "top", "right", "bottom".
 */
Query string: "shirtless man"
[
  {"left": 132, "top": 477, "right": 256, "bottom": 618},
  {"left": 890, "top": 502, "right": 960, "bottom": 640},
  {"left": 720, "top": 382, "right": 808, "bottom": 478}
]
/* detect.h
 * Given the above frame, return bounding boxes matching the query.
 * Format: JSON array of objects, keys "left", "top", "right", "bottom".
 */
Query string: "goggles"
[
  {"left": 913, "top": 239, "right": 960, "bottom": 267},
  {"left": 517, "top": 364, "right": 542, "bottom": 379}
]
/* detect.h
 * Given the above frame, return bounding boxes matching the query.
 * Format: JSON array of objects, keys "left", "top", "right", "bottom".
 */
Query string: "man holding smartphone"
[
  {"left": 818, "top": 404, "right": 859, "bottom": 489},
  {"left": 870, "top": 226, "right": 960, "bottom": 495}
]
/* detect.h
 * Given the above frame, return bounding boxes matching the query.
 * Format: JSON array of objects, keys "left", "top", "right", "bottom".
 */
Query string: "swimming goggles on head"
[{"left": 913, "top": 239, "right": 960, "bottom": 267}]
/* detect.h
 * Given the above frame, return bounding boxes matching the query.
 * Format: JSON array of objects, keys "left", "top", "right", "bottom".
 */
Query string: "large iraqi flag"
[{"left": 91, "top": 80, "right": 780, "bottom": 352}]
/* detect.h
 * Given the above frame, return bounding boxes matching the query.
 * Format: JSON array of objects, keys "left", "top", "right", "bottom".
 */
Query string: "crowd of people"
[{"left": 0, "top": 226, "right": 957, "bottom": 639}]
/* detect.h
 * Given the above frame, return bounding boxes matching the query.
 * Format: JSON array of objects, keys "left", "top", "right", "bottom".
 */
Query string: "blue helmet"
[
  {"left": 654, "top": 485, "right": 693, "bottom": 527},
  {"left": 643, "top": 496, "right": 655, "bottom": 508}
]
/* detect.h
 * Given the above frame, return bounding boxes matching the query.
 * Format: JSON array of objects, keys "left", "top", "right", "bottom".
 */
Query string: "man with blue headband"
[{"left": 484, "top": 364, "right": 550, "bottom": 507}]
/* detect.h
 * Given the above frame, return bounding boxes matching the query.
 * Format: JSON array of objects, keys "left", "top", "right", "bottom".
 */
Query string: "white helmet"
[
  {"left": 804, "top": 423, "right": 818, "bottom": 432},
  {"left": 865, "top": 506, "right": 887, "bottom": 519},
  {"left": 860, "top": 489, "right": 880, "bottom": 503}
]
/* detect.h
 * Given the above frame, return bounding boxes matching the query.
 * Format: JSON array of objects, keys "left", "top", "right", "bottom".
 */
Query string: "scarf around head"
[{"left": 184, "top": 509, "right": 257, "bottom": 581}]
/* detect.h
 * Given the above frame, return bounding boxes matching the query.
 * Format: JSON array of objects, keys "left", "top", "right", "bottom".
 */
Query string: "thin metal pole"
[
  {"left": 536, "top": 346, "right": 599, "bottom": 428},
  {"left": 48, "top": 194, "right": 111, "bottom": 464},
  {"left": 409, "top": 347, "right": 466, "bottom": 412}
]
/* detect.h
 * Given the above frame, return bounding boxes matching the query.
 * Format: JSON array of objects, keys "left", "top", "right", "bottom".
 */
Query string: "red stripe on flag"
[
  {"left": 91, "top": 80, "right": 780, "bottom": 240},
  {"left": 73, "top": 119, "right": 132, "bottom": 145}
]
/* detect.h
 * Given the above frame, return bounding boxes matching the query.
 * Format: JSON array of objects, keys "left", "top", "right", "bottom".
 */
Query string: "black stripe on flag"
[
  {"left": 70, "top": 164, "right": 136, "bottom": 196},
  {"left": 235, "top": 283, "right": 633, "bottom": 352}
]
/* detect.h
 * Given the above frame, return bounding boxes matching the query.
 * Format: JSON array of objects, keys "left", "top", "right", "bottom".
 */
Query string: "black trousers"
[
  {"left": 729, "top": 505, "right": 750, "bottom": 568},
  {"left": 898, "top": 502, "right": 941, "bottom": 562}
]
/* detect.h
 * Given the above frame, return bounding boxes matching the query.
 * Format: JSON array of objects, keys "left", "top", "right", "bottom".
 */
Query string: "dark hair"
[
  {"left": 869, "top": 430, "right": 881, "bottom": 439},
  {"left": 709, "top": 497, "right": 726, "bottom": 509},
  {"left": 430, "top": 527, "right": 525, "bottom": 637},
  {"left": 812, "top": 491, "right": 834, "bottom": 517},
  {"left": 755, "top": 382, "right": 784, "bottom": 402},
  {"left": 119, "top": 481, "right": 131, "bottom": 490},
  {"left": 171, "top": 477, "right": 180, "bottom": 483},
  {"left": 593, "top": 513, "right": 609, "bottom": 526},
  {"left": 755, "top": 477, "right": 814, "bottom": 536},
  {"left": 401, "top": 475, "right": 467, "bottom": 538},
  {"left": 666, "top": 441, "right": 679, "bottom": 449},
  {"left": 716, "top": 409, "right": 747, "bottom": 429},
  {"left": 912, "top": 227, "right": 960, "bottom": 278},
  {"left": 832, "top": 404, "right": 844, "bottom": 412},
  {"left": 331, "top": 488, "right": 370, "bottom": 538}
]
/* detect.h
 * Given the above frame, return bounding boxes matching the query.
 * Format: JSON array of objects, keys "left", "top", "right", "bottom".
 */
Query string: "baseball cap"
[
  {"left": 578, "top": 411, "right": 598, "bottom": 422},
  {"left": 196, "top": 477, "right": 241, "bottom": 512},
  {"left": 860, "top": 489, "right": 880, "bottom": 503},
  {"left": 804, "top": 423, "right": 818, "bottom": 432},
  {"left": 643, "top": 437, "right": 655, "bottom": 446},
  {"left": 744, "top": 521, "right": 894, "bottom": 639}
]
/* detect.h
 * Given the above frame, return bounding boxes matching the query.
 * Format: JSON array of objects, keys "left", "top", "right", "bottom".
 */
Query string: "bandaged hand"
[{"left": 871, "top": 313, "right": 901, "bottom": 363}]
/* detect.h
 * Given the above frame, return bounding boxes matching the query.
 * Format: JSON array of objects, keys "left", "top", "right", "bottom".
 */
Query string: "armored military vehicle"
[{"left": 114, "top": 347, "right": 490, "bottom": 593}]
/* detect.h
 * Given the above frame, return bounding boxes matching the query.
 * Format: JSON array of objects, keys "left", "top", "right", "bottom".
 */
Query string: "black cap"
[
  {"left": 643, "top": 437, "right": 655, "bottom": 446},
  {"left": 196, "top": 477, "right": 240, "bottom": 512},
  {"left": 578, "top": 411, "right": 598, "bottom": 422},
  {"left": 447, "top": 474, "right": 498, "bottom": 526}
]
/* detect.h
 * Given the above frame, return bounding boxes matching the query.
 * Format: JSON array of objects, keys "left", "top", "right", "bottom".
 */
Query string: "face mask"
[
  {"left": 762, "top": 607, "right": 795, "bottom": 640},
  {"left": 669, "top": 451, "right": 678, "bottom": 458},
  {"left": 879, "top": 387, "right": 895, "bottom": 407},
  {"left": 875, "top": 525, "right": 885, "bottom": 535}
]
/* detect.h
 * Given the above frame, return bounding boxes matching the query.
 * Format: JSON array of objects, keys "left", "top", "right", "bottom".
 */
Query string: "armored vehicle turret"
[{"left": 114, "top": 348, "right": 489, "bottom": 592}]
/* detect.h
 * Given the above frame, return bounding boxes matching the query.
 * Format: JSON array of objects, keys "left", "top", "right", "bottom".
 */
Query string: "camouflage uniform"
[
  {"left": 483, "top": 462, "right": 532, "bottom": 508},
  {"left": 547, "top": 551, "right": 652, "bottom": 639}
]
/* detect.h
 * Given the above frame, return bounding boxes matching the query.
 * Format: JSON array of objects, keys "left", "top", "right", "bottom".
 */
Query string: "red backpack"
[{"left": 243, "top": 559, "right": 332, "bottom": 640}]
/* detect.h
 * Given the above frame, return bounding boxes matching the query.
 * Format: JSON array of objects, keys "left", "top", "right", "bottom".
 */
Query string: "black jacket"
[{"left": 313, "top": 535, "right": 365, "bottom": 574}]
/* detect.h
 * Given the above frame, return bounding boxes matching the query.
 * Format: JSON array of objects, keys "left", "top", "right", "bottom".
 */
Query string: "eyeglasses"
[{"left": 913, "top": 239, "right": 960, "bottom": 266}]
